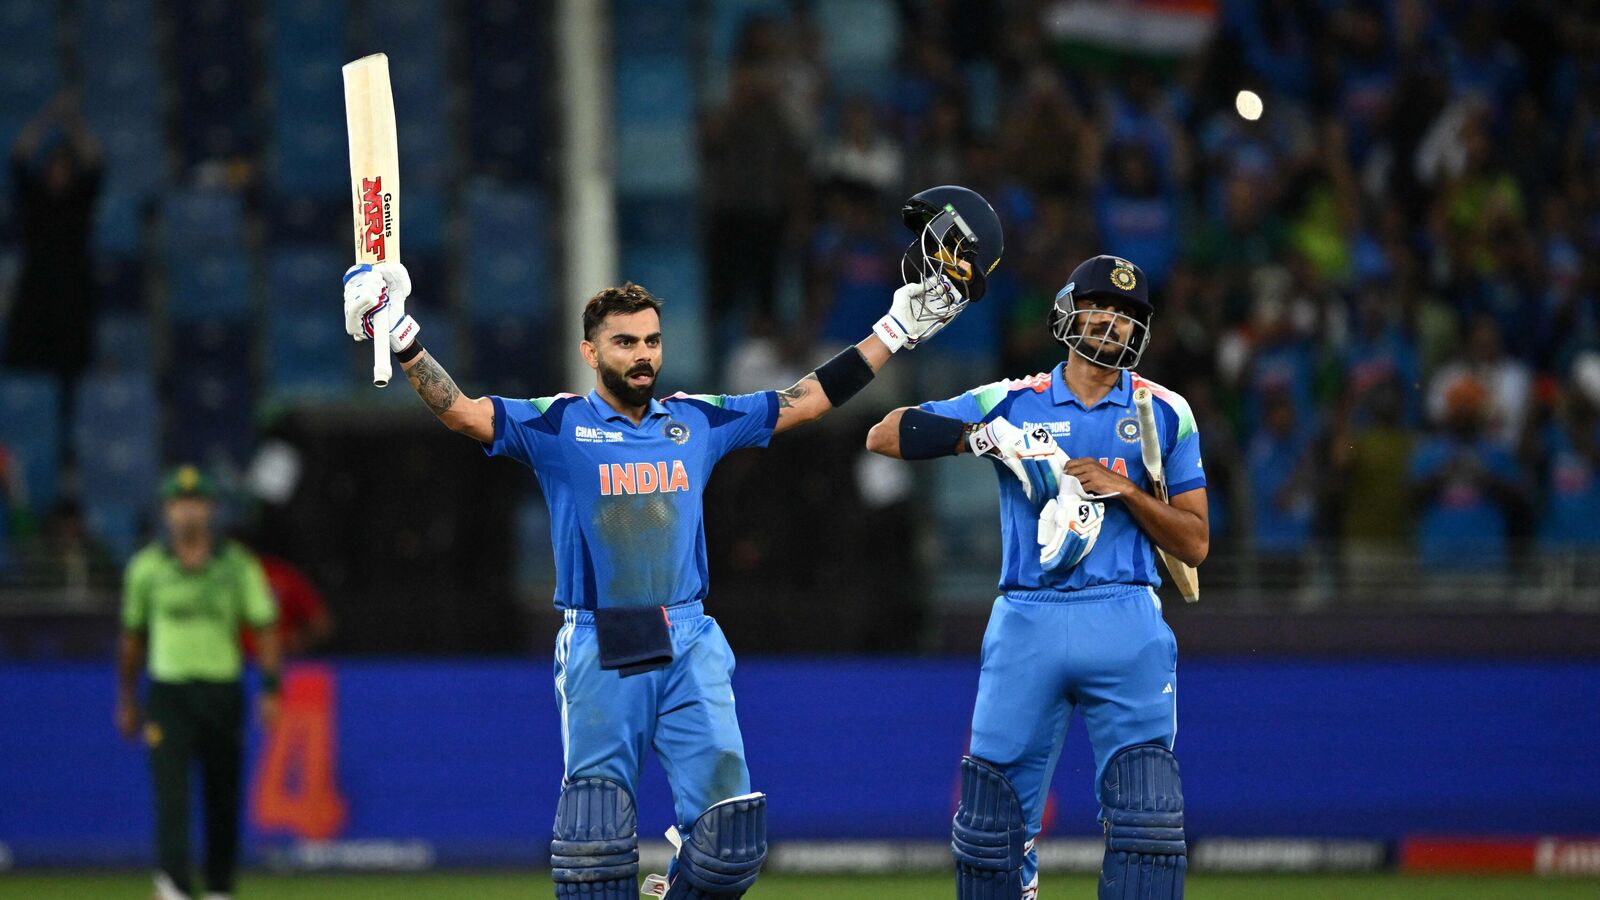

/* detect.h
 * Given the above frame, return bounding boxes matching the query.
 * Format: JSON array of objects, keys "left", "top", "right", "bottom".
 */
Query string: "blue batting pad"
[
  {"left": 952, "top": 756, "right": 1026, "bottom": 900},
  {"left": 664, "top": 793, "right": 767, "bottom": 899},
  {"left": 551, "top": 777, "right": 639, "bottom": 899},
  {"left": 1098, "top": 744, "right": 1186, "bottom": 899}
]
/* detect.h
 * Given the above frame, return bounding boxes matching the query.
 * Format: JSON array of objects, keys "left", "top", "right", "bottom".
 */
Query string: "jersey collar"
[
  {"left": 587, "top": 389, "right": 670, "bottom": 424},
  {"left": 1049, "top": 363, "right": 1132, "bottom": 410}
]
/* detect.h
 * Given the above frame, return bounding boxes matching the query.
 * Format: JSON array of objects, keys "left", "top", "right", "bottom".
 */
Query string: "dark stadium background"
[{"left": 1, "top": 0, "right": 1598, "bottom": 894}]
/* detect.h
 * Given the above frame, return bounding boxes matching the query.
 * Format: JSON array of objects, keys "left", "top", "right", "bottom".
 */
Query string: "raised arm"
[
  {"left": 399, "top": 349, "right": 494, "bottom": 443},
  {"left": 773, "top": 335, "right": 892, "bottom": 434},
  {"left": 774, "top": 277, "right": 966, "bottom": 435}
]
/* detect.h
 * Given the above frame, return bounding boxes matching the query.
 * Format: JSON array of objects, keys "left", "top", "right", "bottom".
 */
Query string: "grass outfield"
[{"left": 5, "top": 872, "right": 1600, "bottom": 899}]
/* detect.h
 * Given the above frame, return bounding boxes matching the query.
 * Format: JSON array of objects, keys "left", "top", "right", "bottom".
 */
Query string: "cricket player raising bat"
[
  {"left": 867, "top": 255, "right": 1208, "bottom": 900},
  {"left": 341, "top": 186, "right": 1003, "bottom": 899}
]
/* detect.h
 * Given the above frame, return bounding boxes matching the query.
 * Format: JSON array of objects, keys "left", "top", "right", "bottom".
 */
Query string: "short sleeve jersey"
[
  {"left": 484, "top": 389, "right": 779, "bottom": 610},
  {"left": 921, "top": 364, "right": 1205, "bottom": 593},
  {"left": 121, "top": 540, "right": 278, "bottom": 682}
]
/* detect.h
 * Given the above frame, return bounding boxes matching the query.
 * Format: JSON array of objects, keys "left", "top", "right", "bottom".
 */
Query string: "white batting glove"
[
  {"left": 342, "top": 261, "right": 419, "bottom": 353},
  {"left": 873, "top": 275, "right": 965, "bottom": 352},
  {"left": 1039, "top": 474, "right": 1107, "bottom": 572},
  {"left": 968, "top": 418, "right": 1069, "bottom": 505}
]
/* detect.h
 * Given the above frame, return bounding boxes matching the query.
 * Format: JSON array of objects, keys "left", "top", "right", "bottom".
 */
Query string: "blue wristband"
[{"left": 899, "top": 408, "right": 969, "bottom": 459}]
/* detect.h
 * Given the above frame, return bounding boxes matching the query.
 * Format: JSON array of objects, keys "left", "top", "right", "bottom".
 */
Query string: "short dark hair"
[{"left": 583, "top": 282, "right": 663, "bottom": 341}]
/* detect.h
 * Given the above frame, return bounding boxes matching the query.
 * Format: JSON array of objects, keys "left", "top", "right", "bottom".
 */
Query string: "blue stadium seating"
[
  {"left": 267, "top": 307, "right": 353, "bottom": 395},
  {"left": 464, "top": 183, "right": 548, "bottom": 318},
  {"left": 0, "top": 0, "right": 61, "bottom": 207},
  {"left": 84, "top": 502, "right": 144, "bottom": 563},
  {"left": 77, "top": 2, "right": 165, "bottom": 195},
  {"left": 169, "top": 363, "right": 255, "bottom": 466},
  {"left": 0, "top": 373, "right": 62, "bottom": 514},
  {"left": 93, "top": 312, "right": 154, "bottom": 374},
  {"left": 465, "top": 1, "right": 546, "bottom": 179},
  {"left": 171, "top": 0, "right": 256, "bottom": 164},
  {"left": 73, "top": 373, "right": 160, "bottom": 509},
  {"left": 269, "top": 246, "right": 346, "bottom": 314},
  {"left": 269, "top": 0, "right": 349, "bottom": 196},
  {"left": 161, "top": 190, "right": 245, "bottom": 256},
  {"left": 616, "top": 124, "right": 697, "bottom": 196},
  {"left": 168, "top": 256, "right": 252, "bottom": 324},
  {"left": 92, "top": 190, "right": 145, "bottom": 260},
  {"left": 615, "top": 58, "right": 694, "bottom": 128},
  {"left": 616, "top": 0, "right": 694, "bottom": 53},
  {"left": 362, "top": 0, "right": 450, "bottom": 188},
  {"left": 815, "top": 0, "right": 898, "bottom": 99},
  {"left": 471, "top": 315, "right": 552, "bottom": 399}
]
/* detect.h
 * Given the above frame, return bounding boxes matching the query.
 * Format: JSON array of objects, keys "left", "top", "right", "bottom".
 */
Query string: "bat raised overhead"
[{"left": 342, "top": 53, "right": 400, "bottom": 387}]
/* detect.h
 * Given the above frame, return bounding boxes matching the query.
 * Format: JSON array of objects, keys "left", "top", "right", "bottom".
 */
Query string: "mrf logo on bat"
[{"left": 361, "top": 176, "right": 393, "bottom": 259}]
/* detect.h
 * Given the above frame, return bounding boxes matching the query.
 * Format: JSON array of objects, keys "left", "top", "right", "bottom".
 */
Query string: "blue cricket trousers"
[
  {"left": 554, "top": 601, "right": 750, "bottom": 831},
  {"left": 969, "top": 584, "right": 1179, "bottom": 890}
]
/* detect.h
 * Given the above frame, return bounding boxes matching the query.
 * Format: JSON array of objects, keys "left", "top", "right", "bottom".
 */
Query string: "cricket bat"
[
  {"left": 342, "top": 53, "right": 400, "bottom": 388},
  {"left": 1133, "top": 386, "right": 1201, "bottom": 602}
]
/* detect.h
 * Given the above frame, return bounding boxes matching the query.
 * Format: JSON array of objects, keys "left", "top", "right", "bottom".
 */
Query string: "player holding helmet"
[
  {"left": 867, "top": 255, "right": 1207, "bottom": 900},
  {"left": 340, "top": 187, "right": 1001, "bottom": 900}
]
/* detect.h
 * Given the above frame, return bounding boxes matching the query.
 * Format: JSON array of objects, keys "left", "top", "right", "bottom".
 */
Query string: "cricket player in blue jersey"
[
  {"left": 340, "top": 186, "right": 1004, "bottom": 899},
  {"left": 868, "top": 255, "right": 1207, "bottom": 900}
]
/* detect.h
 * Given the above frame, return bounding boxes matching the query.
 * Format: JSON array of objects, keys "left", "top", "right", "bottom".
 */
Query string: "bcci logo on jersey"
[
  {"left": 575, "top": 425, "right": 624, "bottom": 443},
  {"left": 1116, "top": 417, "right": 1141, "bottom": 443}
]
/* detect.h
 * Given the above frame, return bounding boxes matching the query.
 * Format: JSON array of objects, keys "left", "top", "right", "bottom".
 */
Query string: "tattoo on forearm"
[
  {"left": 776, "top": 373, "right": 819, "bottom": 409},
  {"left": 407, "top": 353, "right": 462, "bottom": 416}
]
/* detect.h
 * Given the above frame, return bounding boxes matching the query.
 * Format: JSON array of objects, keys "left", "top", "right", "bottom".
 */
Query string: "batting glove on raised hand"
[
  {"left": 343, "top": 261, "right": 419, "bottom": 353},
  {"left": 873, "top": 275, "right": 965, "bottom": 352},
  {"left": 1039, "top": 474, "right": 1107, "bottom": 572},
  {"left": 968, "top": 417, "right": 1069, "bottom": 506}
]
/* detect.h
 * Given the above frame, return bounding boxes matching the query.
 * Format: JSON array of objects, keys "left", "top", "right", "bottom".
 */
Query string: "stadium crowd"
[{"left": 2, "top": 0, "right": 1598, "bottom": 602}]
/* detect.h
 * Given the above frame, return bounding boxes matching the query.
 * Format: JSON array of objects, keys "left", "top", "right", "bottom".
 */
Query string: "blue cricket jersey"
[
  {"left": 921, "top": 364, "right": 1205, "bottom": 593},
  {"left": 484, "top": 389, "right": 779, "bottom": 610}
]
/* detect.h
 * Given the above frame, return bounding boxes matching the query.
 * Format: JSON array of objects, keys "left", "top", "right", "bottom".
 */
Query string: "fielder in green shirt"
[{"left": 116, "top": 465, "right": 281, "bottom": 900}]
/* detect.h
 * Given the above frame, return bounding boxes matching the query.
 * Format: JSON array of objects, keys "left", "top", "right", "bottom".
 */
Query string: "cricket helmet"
[
  {"left": 900, "top": 185, "right": 1004, "bottom": 308},
  {"left": 1049, "top": 255, "right": 1153, "bottom": 370}
]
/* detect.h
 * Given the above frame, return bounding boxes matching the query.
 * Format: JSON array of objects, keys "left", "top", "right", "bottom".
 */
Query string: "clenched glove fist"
[
  {"left": 968, "top": 417, "right": 1068, "bottom": 506},
  {"left": 343, "top": 261, "right": 419, "bottom": 353},
  {"left": 1039, "top": 474, "right": 1107, "bottom": 572},
  {"left": 873, "top": 275, "right": 965, "bottom": 352}
]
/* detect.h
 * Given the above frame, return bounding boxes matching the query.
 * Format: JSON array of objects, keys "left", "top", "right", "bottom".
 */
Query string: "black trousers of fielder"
[{"left": 146, "top": 680, "right": 245, "bottom": 895}]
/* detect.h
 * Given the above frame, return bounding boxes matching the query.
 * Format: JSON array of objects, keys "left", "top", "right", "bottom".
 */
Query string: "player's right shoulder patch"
[
  {"left": 529, "top": 393, "right": 581, "bottom": 415},
  {"left": 971, "top": 372, "right": 1051, "bottom": 415}
]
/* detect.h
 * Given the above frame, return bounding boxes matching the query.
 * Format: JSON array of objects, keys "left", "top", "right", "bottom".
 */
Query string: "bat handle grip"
[{"left": 371, "top": 305, "right": 392, "bottom": 387}]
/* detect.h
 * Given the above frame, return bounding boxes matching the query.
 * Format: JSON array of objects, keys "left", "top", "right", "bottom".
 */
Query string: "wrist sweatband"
[
  {"left": 396, "top": 341, "right": 425, "bottom": 364},
  {"left": 261, "top": 671, "right": 281, "bottom": 695},
  {"left": 814, "top": 347, "right": 875, "bottom": 407},
  {"left": 899, "top": 408, "right": 970, "bottom": 459}
]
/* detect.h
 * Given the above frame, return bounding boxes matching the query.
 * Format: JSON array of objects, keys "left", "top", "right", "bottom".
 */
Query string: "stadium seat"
[
  {"left": 168, "top": 256, "right": 253, "bottom": 324},
  {"left": 161, "top": 190, "right": 246, "bottom": 256},
  {"left": 616, "top": 124, "right": 697, "bottom": 196},
  {"left": 93, "top": 312, "right": 154, "bottom": 374},
  {"left": 74, "top": 373, "right": 160, "bottom": 508},
  {"left": 464, "top": 183, "right": 549, "bottom": 318},
  {"left": 615, "top": 58, "right": 694, "bottom": 128},
  {"left": 0, "top": 373, "right": 63, "bottom": 514},
  {"left": 84, "top": 501, "right": 145, "bottom": 563},
  {"left": 267, "top": 307, "right": 353, "bottom": 396},
  {"left": 269, "top": 246, "right": 347, "bottom": 314},
  {"left": 170, "top": 363, "right": 255, "bottom": 466}
]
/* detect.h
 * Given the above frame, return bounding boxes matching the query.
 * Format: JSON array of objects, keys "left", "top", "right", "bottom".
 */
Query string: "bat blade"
[
  {"left": 1133, "top": 386, "right": 1201, "bottom": 602},
  {"left": 342, "top": 53, "right": 400, "bottom": 388}
]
